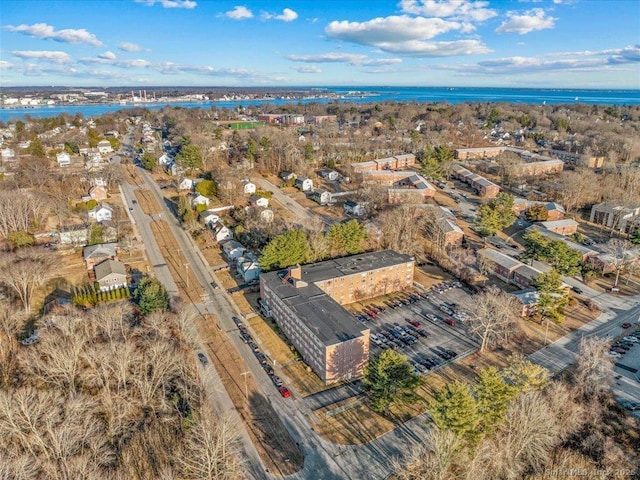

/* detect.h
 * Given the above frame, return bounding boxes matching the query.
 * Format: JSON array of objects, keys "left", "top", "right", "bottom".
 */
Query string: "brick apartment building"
[
  {"left": 260, "top": 251, "right": 414, "bottom": 383},
  {"left": 361, "top": 170, "right": 436, "bottom": 203},
  {"left": 351, "top": 154, "right": 416, "bottom": 173},
  {"left": 452, "top": 165, "right": 500, "bottom": 198}
]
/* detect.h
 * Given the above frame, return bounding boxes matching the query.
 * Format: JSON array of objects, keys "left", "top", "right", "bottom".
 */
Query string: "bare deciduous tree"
[
  {"left": 0, "top": 190, "right": 48, "bottom": 239},
  {"left": 602, "top": 238, "right": 636, "bottom": 287},
  {"left": 466, "top": 286, "right": 521, "bottom": 352},
  {"left": 0, "top": 250, "right": 56, "bottom": 314},
  {"left": 574, "top": 337, "right": 614, "bottom": 399}
]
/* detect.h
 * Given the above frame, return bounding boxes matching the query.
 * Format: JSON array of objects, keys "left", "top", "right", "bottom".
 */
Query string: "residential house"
[
  {"left": 213, "top": 224, "right": 233, "bottom": 242},
  {"left": 510, "top": 289, "right": 539, "bottom": 316},
  {"left": 56, "top": 152, "right": 71, "bottom": 167},
  {"left": 319, "top": 169, "right": 340, "bottom": 181},
  {"left": 241, "top": 179, "right": 256, "bottom": 195},
  {"left": 1, "top": 148, "right": 16, "bottom": 162},
  {"left": 309, "top": 189, "right": 331, "bottom": 205},
  {"left": 510, "top": 159, "right": 564, "bottom": 177},
  {"left": 83, "top": 242, "right": 118, "bottom": 270},
  {"left": 179, "top": 178, "right": 195, "bottom": 191},
  {"left": 88, "top": 204, "right": 113, "bottom": 223},
  {"left": 199, "top": 210, "right": 220, "bottom": 227},
  {"left": 158, "top": 154, "right": 172, "bottom": 166},
  {"left": 191, "top": 194, "right": 211, "bottom": 208},
  {"left": 477, "top": 248, "right": 523, "bottom": 283},
  {"left": 540, "top": 219, "right": 579, "bottom": 236},
  {"left": 94, "top": 259, "right": 127, "bottom": 292},
  {"left": 89, "top": 185, "right": 108, "bottom": 201},
  {"left": 222, "top": 240, "right": 246, "bottom": 260},
  {"left": 97, "top": 140, "right": 113, "bottom": 154},
  {"left": 90, "top": 177, "right": 107, "bottom": 188},
  {"left": 249, "top": 195, "right": 269, "bottom": 208},
  {"left": 279, "top": 171, "right": 296, "bottom": 182},
  {"left": 295, "top": 177, "right": 314, "bottom": 192},
  {"left": 344, "top": 201, "right": 367, "bottom": 217},
  {"left": 237, "top": 253, "right": 261, "bottom": 283}
]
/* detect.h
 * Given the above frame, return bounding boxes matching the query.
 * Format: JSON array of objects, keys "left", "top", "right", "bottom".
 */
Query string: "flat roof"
[
  {"left": 262, "top": 278, "right": 367, "bottom": 346},
  {"left": 298, "top": 250, "right": 413, "bottom": 284},
  {"left": 540, "top": 219, "right": 579, "bottom": 229}
]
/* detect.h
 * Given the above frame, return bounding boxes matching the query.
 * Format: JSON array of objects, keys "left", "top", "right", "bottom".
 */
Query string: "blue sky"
[{"left": 1, "top": 0, "right": 639, "bottom": 88}]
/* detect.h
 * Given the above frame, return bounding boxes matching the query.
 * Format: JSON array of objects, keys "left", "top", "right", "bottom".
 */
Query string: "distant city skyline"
[{"left": 1, "top": 0, "right": 639, "bottom": 88}]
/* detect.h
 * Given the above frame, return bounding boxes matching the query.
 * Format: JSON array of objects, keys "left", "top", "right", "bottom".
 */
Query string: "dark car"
[
  {"left": 622, "top": 322, "right": 632, "bottom": 329},
  {"left": 572, "top": 286, "right": 584, "bottom": 294},
  {"left": 197, "top": 352, "right": 209, "bottom": 366}
]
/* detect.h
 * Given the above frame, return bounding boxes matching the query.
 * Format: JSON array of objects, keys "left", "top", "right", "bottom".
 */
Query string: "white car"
[
  {"left": 605, "top": 350, "right": 621, "bottom": 358},
  {"left": 623, "top": 336, "right": 639, "bottom": 343}
]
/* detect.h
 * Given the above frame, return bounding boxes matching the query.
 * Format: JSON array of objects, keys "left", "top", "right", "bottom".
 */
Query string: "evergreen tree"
[
  {"left": 259, "top": 230, "right": 310, "bottom": 271},
  {"left": 475, "top": 366, "right": 518, "bottom": 433},
  {"left": 176, "top": 144, "right": 203, "bottom": 172},
  {"left": 140, "top": 151, "right": 156, "bottom": 171},
  {"left": 326, "top": 219, "right": 367, "bottom": 255},
  {"left": 534, "top": 269, "right": 570, "bottom": 323},
  {"left": 475, "top": 192, "right": 516, "bottom": 236},
  {"left": 133, "top": 277, "right": 169, "bottom": 315},
  {"left": 364, "top": 349, "right": 422, "bottom": 414},
  {"left": 195, "top": 179, "right": 217, "bottom": 198},
  {"left": 502, "top": 355, "right": 549, "bottom": 392},
  {"left": 429, "top": 381, "right": 480, "bottom": 439}
]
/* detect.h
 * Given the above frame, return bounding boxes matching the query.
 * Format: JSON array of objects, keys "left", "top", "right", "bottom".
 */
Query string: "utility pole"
[
  {"left": 240, "top": 371, "right": 250, "bottom": 399},
  {"left": 184, "top": 263, "right": 189, "bottom": 289}
]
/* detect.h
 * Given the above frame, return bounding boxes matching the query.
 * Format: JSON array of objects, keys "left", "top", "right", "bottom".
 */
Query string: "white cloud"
[
  {"left": 135, "top": 0, "right": 197, "bottom": 9},
  {"left": 4, "top": 23, "right": 103, "bottom": 46},
  {"left": 326, "top": 15, "right": 464, "bottom": 44},
  {"left": 119, "top": 41, "right": 143, "bottom": 52},
  {"left": 293, "top": 65, "right": 322, "bottom": 74},
  {"left": 0, "top": 60, "right": 14, "bottom": 69},
  {"left": 12, "top": 50, "right": 73, "bottom": 64},
  {"left": 398, "top": 0, "right": 497, "bottom": 22},
  {"left": 286, "top": 52, "right": 402, "bottom": 66},
  {"left": 496, "top": 8, "right": 556, "bottom": 34},
  {"left": 262, "top": 8, "right": 298, "bottom": 22},
  {"left": 79, "top": 55, "right": 152, "bottom": 68},
  {"left": 99, "top": 51, "right": 117, "bottom": 60},
  {"left": 376, "top": 39, "right": 491, "bottom": 56},
  {"left": 223, "top": 6, "right": 253, "bottom": 20},
  {"left": 435, "top": 45, "right": 640, "bottom": 75}
]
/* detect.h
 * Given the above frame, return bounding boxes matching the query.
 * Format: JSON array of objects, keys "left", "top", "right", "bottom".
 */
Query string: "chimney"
[{"left": 289, "top": 264, "right": 302, "bottom": 280}]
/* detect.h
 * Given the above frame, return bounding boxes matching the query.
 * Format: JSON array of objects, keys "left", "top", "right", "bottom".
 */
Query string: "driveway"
[{"left": 252, "top": 177, "right": 328, "bottom": 226}]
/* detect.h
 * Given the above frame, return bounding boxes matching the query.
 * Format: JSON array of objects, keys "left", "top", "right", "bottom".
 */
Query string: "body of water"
[{"left": 1, "top": 86, "right": 638, "bottom": 122}]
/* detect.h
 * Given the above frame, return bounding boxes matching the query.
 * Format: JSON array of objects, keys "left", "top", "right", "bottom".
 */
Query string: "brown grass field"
[
  {"left": 134, "top": 189, "right": 161, "bottom": 215},
  {"left": 198, "top": 317, "right": 304, "bottom": 475},
  {"left": 150, "top": 220, "right": 204, "bottom": 303}
]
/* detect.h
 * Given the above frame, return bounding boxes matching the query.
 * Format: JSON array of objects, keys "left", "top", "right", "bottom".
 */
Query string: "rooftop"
[
  {"left": 511, "top": 288, "right": 539, "bottom": 305},
  {"left": 262, "top": 278, "right": 367, "bottom": 346},
  {"left": 478, "top": 248, "right": 522, "bottom": 270},
  {"left": 94, "top": 259, "right": 126, "bottom": 280},
  {"left": 540, "top": 219, "right": 579, "bottom": 229}
]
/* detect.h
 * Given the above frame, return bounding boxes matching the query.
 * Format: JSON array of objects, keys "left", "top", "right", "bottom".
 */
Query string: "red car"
[
  {"left": 443, "top": 317, "right": 456, "bottom": 326},
  {"left": 278, "top": 386, "right": 291, "bottom": 398},
  {"left": 622, "top": 322, "right": 632, "bottom": 329},
  {"left": 407, "top": 319, "right": 422, "bottom": 328}
]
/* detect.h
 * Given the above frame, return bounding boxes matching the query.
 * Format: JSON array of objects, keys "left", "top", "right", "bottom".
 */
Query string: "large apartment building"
[{"left": 260, "top": 251, "right": 414, "bottom": 383}]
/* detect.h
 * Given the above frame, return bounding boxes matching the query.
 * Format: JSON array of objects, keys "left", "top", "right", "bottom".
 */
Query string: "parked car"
[
  {"left": 278, "top": 386, "right": 291, "bottom": 398},
  {"left": 407, "top": 319, "right": 422, "bottom": 328},
  {"left": 197, "top": 352, "right": 209, "bottom": 366},
  {"left": 272, "top": 375, "right": 283, "bottom": 387},
  {"left": 622, "top": 336, "right": 639, "bottom": 343},
  {"left": 605, "top": 351, "right": 621, "bottom": 358},
  {"left": 443, "top": 317, "right": 456, "bottom": 326},
  {"left": 439, "top": 305, "right": 454, "bottom": 315},
  {"left": 621, "top": 322, "right": 632, "bottom": 328},
  {"left": 426, "top": 313, "right": 440, "bottom": 322}
]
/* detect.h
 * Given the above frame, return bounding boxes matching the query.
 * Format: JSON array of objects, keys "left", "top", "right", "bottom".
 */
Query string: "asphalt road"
[{"left": 253, "top": 177, "right": 328, "bottom": 226}]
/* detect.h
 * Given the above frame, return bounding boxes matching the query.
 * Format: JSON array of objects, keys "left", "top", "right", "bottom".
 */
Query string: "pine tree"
[
  {"left": 429, "top": 381, "right": 480, "bottom": 439},
  {"left": 475, "top": 366, "right": 518, "bottom": 433},
  {"left": 259, "top": 230, "right": 311, "bottom": 271}
]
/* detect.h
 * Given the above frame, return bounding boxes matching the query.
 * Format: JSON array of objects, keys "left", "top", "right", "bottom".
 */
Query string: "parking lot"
[
  {"left": 610, "top": 323, "right": 640, "bottom": 416},
  {"left": 350, "top": 281, "right": 479, "bottom": 375}
]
